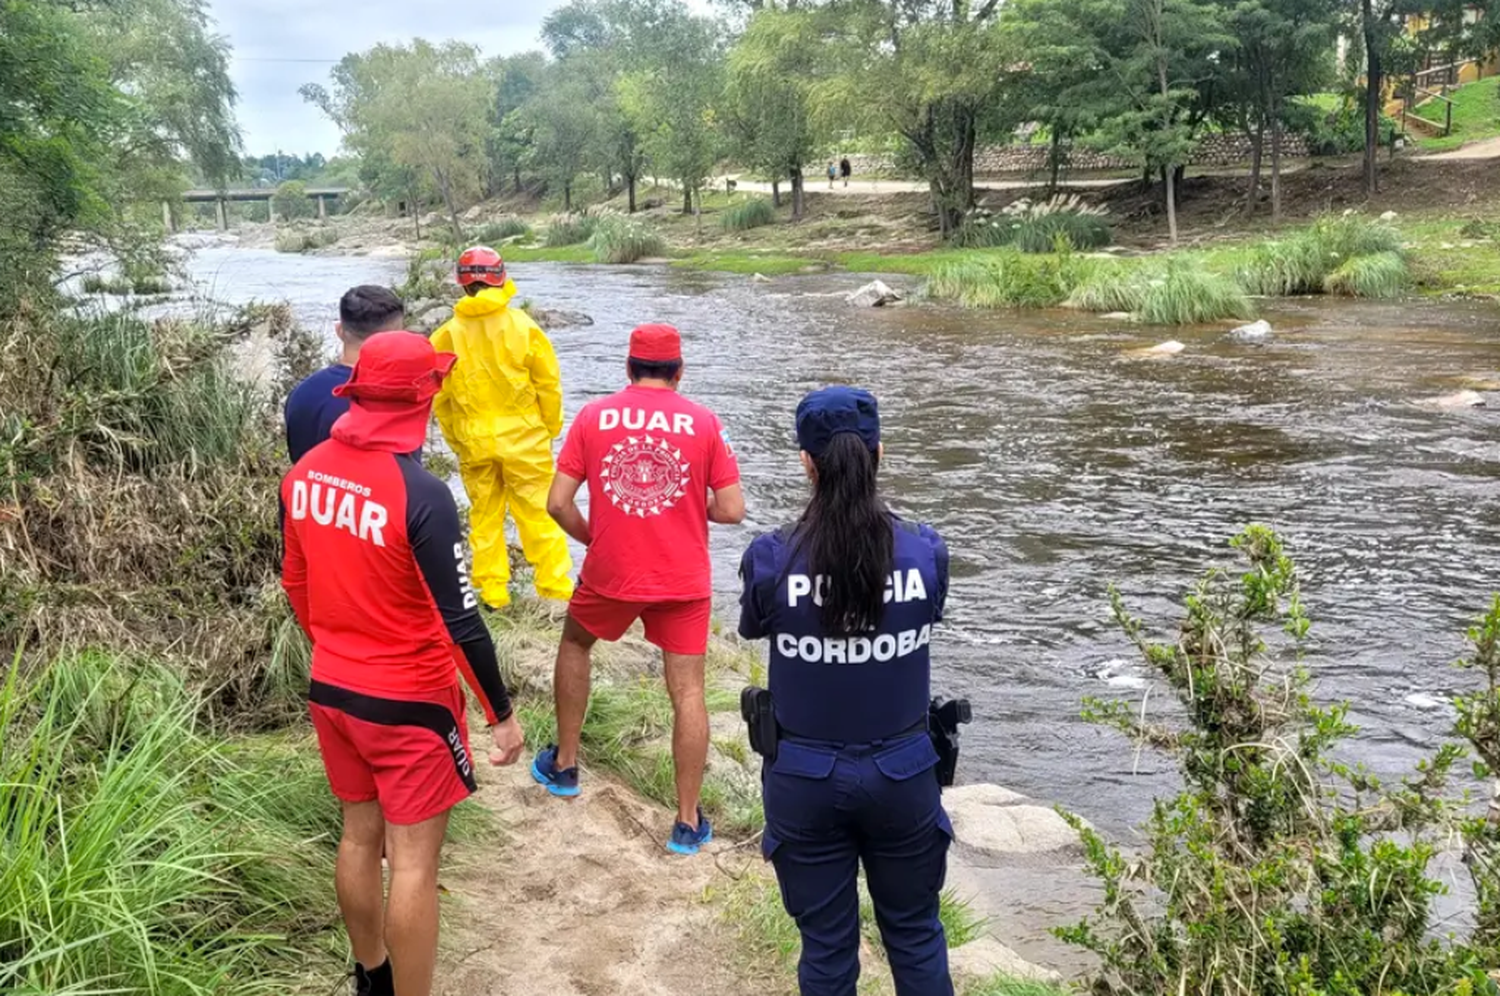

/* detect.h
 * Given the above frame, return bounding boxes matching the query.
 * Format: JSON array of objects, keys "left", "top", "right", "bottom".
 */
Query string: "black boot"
[{"left": 354, "top": 960, "right": 394, "bottom": 996}]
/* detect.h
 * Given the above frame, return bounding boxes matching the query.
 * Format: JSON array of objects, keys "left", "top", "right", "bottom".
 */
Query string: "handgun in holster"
[
  {"left": 741, "top": 686, "right": 779, "bottom": 762},
  {"left": 928, "top": 697, "right": 972, "bottom": 788}
]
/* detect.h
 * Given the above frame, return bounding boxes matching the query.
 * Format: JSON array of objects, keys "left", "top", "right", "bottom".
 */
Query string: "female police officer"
[{"left": 738, "top": 386, "right": 953, "bottom": 996}]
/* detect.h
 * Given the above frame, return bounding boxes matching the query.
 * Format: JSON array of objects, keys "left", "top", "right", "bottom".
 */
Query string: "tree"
[
  {"left": 517, "top": 67, "right": 601, "bottom": 211},
  {"left": 724, "top": 8, "right": 825, "bottom": 218},
  {"left": 819, "top": 1, "right": 1016, "bottom": 239},
  {"left": 302, "top": 40, "right": 490, "bottom": 240},
  {"left": 485, "top": 51, "right": 547, "bottom": 196}
]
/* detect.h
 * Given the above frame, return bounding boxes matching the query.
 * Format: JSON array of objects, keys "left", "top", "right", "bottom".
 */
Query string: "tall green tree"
[
  {"left": 485, "top": 51, "right": 547, "bottom": 196},
  {"left": 724, "top": 7, "right": 825, "bottom": 218},
  {"left": 517, "top": 66, "right": 601, "bottom": 211},
  {"left": 302, "top": 40, "right": 490, "bottom": 240}
]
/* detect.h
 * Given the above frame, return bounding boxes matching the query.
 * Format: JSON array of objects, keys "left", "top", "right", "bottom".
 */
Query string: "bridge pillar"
[
  {"left": 215, "top": 197, "right": 228, "bottom": 232},
  {"left": 161, "top": 201, "right": 175, "bottom": 234},
  {"left": 318, "top": 195, "right": 328, "bottom": 220},
  {"left": 268, "top": 200, "right": 278, "bottom": 224}
]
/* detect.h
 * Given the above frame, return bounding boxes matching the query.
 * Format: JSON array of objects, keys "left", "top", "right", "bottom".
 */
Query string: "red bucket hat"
[
  {"left": 628, "top": 323, "right": 682, "bottom": 363},
  {"left": 333, "top": 331, "right": 457, "bottom": 404}
]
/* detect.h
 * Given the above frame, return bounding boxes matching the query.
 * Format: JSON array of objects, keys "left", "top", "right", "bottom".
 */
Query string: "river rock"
[
  {"left": 1229, "top": 319, "right": 1273, "bottom": 342},
  {"left": 752, "top": 273, "right": 773, "bottom": 284},
  {"left": 525, "top": 307, "right": 595, "bottom": 329},
  {"left": 945, "top": 784, "right": 1082, "bottom": 856},
  {"left": 948, "top": 937, "right": 1061, "bottom": 984},
  {"left": 847, "top": 280, "right": 901, "bottom": 308},
  {"left": 1101, "top": 311, "right": 1136, "bottom": 322},
  {"left": 1129, "top": 340, "right": 1185, "bottom": 358},
  {"left": 1427, "top": 389, "right": 1487, "bottom": 409},
  {"left": 1380, "top": 210, "right": 1399, "bottom": 222}
]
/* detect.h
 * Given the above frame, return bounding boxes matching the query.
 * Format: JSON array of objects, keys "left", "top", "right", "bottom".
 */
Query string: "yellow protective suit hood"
[{"left": 430, "top": 281, "right": 573, "bottom": 607}]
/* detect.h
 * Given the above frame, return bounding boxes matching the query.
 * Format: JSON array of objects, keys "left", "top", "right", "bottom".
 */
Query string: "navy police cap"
[{"left": 796, "top": 386, "right": 881, "bottom": 458}]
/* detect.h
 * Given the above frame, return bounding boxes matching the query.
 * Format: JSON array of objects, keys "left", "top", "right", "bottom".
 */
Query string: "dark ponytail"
[{"left": 796, "top": 433, "right": 892, "bottom": 635}]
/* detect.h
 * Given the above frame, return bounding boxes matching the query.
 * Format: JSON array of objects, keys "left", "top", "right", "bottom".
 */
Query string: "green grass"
[
  {"left": 962, "top": 975, "right": 1072, "bottom": 996},
  {"left": 721, "top": 198, "right": 777, "bottom": 233},
  {"left": 1239, "top": 214, "right": 1409, "bottom": 298},
  {"left": 1414, "top": 76, "right": 1500, "bottom": 152},
  {"left": 0, "top": 652, "right": 344, "bottom": 994},
  {"left": 80, "top": 273, "right": 134, "bottom": 295},
  {"left": 924, "top": 251, "right": 1088, "bottom": 310},
  {"left": 955, "top": 196, "right": 1112, "bottom": 253},
  {"left": 588, "top": 215, "right": 668, "bottom": 264},
  {"left": 542, "top": 214, "right": 599, "bottom": 247},
  {"left": 1324, "top": 250, "right": 1412, "bottom": 298},
  {"left": 470, "top": 217, "right": 532, "bottom": 244},
  {"left": 1137, "top": 260, "right": 1254, "bottom": 325}
]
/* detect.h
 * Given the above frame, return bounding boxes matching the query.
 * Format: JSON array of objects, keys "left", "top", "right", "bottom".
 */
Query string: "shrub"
[
  {"left": 1240, "top": 214, "right": 1408, "bottom": 297},
  {"left": 721, "top": 198, "right": 776, "bottom": 232},
  {"left": 954, "top": 195, "right": 1112, "bottom": 252},
  {"left": 1061, "top": 527, "right": 1499, "bottom": 996},
  {"left": 925, "top": 250, "right": 1091, "bottom": 310},
  {"left": 471, "top": 217, "right": 532, "bottom": 244},
  {"left": 543, "top": 213, "right": 599, "bottom": 247},
  {"left": 80, "top": 273, "right": 134, "bottom": 295},
  {"left": 1325, "top": 250, "right": 1412, "bottom": 298},
  {"left": 588, "top": 214, "right": 667, "bottom": 264},
  {"left": 271, "top": 179, "right": 314, "bottom": 221}
]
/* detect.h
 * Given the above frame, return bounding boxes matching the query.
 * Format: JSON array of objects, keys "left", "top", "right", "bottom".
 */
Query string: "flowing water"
[{"left": 186, "top": 245, "right": 1500, "bottom": 841}]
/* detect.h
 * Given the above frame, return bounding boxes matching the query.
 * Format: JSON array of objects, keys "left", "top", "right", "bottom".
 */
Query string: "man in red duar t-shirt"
[{"left": 538, "top": 323, "right": 745, "bottom": 854}]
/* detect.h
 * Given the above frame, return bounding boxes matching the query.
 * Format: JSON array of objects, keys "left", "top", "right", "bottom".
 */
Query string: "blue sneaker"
[
  {"left": 667, "top": 808, "right": 713, "bottom": 855},
  {"left": 531, "top": 745, "right": 580, "bottom": 798}
]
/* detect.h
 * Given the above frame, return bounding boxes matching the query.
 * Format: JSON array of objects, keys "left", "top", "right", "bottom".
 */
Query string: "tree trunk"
[
  {"left": 1164, "top": 165, "right": 1179, "bottom": 245},
  {"left": 682, "top": 183, "right": 693, "bottom": 215},
  {"left": 791, "top": 168, "right": 805, "bottom": 220},
  {"left": 1270, "top": 108, "right": 1284, "bottom": 224},
  {"left": 772, "top": 179, "right": 781, "bottom": 208},
  {"left": 513, "top": 165, "right": 522, "bottom": 194},
  {"left": 1245, "top": 116, "right": 1265, "bottom": 211},
  {"left": 409, "top": 185, "right": 422, "bottom": 241},
  {"left": 1047, "top": 130, "right": 1064, "bottom": 197},
  {"left": 627, "top": 175, "right": 637, "bottom": 214},
  {"left": 1363, "top": 0, "right": 1382, "bottom": 196},
  {"left": 564, "top": 181, "right": 573, "bottom": 213}
]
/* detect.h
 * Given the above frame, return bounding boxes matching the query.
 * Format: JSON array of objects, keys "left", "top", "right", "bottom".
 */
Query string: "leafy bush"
[
  {"left": 588, "top": 214, "right": 667, "bottom": 264},
  {"left": 1285, "top": 97, "right": 1399, "bottom": 156},
  {"left": 471, "top": 217, "right": 532, "bottom": 243},
  {"left": 954, "top": 195, "right": 1112, "bottom": 252},
  {"left": 1325, "top": 250, "right": 1412, "bottom": 298},
  {"left": 543, "top": 213, "right": 599, "bottom": 247},
  {"left": 925, "top": 251, "right": 1091, "bottom": 309},
  {"left": 1062, "top": 527, "right": 1500, "bottom": 996},
  {"left": 721, "top": 198, "right": 777, "bottom": 232},
  {"left": 271, "top": 179, "right": 314, "bottom": 221},
  {"left": 1240, "top": 214, "right": 1408, "bottom": 297}
]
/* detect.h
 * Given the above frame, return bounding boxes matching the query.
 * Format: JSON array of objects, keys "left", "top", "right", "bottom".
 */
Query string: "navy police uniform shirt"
[{"left": 738, "top": 516, "right": 950, "bottom": 745}]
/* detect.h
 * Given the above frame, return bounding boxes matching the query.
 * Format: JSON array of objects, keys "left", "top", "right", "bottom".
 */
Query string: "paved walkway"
[{"left": 1416, "top": 135, "right": 1500, "bottom": 160}]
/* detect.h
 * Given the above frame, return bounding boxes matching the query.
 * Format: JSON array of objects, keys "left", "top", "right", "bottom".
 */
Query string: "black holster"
[
  {"left": 741, "top": 686, "right": 779, "bottom": 762},
  {"left": 929, "top": 697, "right": 973, "bottom": 788}
]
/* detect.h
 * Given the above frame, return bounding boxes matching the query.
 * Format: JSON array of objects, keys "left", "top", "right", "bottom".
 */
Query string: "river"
[{"left": 185, "top": 244, "right": 1500, "bottom": 839}]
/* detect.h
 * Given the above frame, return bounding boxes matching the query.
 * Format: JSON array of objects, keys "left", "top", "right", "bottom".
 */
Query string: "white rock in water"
[
  {"left": 1145, "top": 340, "right": 1185, "bottom": 355},
  {"left": 949, "top": 937, "right": 1061, "bottom": 984},
  {"left": 945, "top": 783, "right": 1081, "bottom": 856},
  {"left": 1101, "top": 311, "right": 1136, "bottom": 322},
  {"left": 1428, "top": 389, "right": 1487, "bottom": 409},
  {"left": 1404, "top": 692, "right": 1451, "bottom": 711},
  {"left": 752, "top": 273, "right": 773, "bottom": 284},
  {"left": 1380, "top": 210, "right": 1399, "bottom": 222},
  {"left": 846, "top": 280, "right": 902, "bottom": 308},
  {"left": 1229, "top": 319, "right": 1274, "bottom": 341}
]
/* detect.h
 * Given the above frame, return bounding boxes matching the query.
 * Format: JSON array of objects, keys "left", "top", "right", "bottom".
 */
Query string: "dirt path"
[
  {"left": 434, "top": 759, "right": 783, "bottom": 996},
  {"left": 719, "top": 174, "right": 1131, "bottom": 196},
  {"left": 1417, "top": 135, "right": 1500, "bottom": 160}
]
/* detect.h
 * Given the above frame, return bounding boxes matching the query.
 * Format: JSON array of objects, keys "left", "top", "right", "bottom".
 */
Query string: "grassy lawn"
[{"left": 1414, "top": 76, "right": 1500, "bottom": 152}]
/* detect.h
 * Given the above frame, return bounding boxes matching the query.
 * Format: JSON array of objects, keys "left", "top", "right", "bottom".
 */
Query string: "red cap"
[
  {"left": 628, "top": 323, "right": 683, "bottom": 363},
  {"left": 333, "top": 331, "right": 457, "bottom": 403}
]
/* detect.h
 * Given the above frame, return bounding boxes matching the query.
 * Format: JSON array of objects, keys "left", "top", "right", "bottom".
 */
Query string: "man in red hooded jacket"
[{"left": 281, "top": 331, "right": 524, "bottom": 996}]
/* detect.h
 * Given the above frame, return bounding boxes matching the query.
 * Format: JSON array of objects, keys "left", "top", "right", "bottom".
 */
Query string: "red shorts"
[
  {"left": 568, "top": 583, "right": 713, "bottom": 655},
  {"left": 308, "top": 680, "right": 476, "bottom": 826}
]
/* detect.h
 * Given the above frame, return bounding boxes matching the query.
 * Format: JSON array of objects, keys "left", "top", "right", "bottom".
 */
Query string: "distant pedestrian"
[
  {"left": 840, "top": 157, "right": 852, "bottom": 188},
  {"left": 827, "top": 163, "right": 837, "bottom": 189}
]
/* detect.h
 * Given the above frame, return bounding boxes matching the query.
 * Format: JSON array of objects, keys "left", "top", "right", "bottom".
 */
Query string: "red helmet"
[{"left": 456, "top": 245, "right": 507, "bottom": 287}]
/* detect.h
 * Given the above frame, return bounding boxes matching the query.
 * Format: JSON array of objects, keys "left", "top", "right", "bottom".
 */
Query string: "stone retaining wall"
[{"left": 846, "top": 132, "right": 1310, "bottom": 177}]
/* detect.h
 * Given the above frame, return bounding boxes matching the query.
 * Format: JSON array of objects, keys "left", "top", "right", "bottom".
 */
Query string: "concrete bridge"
[{"left": 167, "top": 186, "right": 350, "bottom": 231}]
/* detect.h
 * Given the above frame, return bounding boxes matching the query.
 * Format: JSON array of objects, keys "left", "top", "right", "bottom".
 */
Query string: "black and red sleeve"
[{"left": 399, "top": 457, "right": 513, "bottom": 724}]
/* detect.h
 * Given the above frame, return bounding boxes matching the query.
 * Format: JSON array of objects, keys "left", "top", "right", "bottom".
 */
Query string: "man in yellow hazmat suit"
[{"left": 430, "top": 246, "right": 574, "bottom": 609}]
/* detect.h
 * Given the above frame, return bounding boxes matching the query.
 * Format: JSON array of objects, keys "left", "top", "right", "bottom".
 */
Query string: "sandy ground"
[
  {"left": 434, "top": 761, "right": 785, "bottom": 996},
  {"left": 720, "top": 175, "right": 1131, "bottom": 196}
]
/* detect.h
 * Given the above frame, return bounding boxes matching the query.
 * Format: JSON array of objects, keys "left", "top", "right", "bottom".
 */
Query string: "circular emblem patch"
[{"left": 600, "top": 434, "right": 691, "bottom": 517}]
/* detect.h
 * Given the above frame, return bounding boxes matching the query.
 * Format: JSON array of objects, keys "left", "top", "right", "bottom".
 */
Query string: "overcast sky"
[{"left": 212, "top": 0, "right": 715, "bottom": 157}]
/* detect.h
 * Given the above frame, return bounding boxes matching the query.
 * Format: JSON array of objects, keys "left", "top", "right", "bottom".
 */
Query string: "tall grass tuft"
[
  {"left": 0, "top": 653, "right": 342, "bottom": 995},
  {"left": 720, "top": 198, "right": 777, "bottom": 233},
  {"left": 1240, "top": 213, "right": 1409, "bottom": 297},
  {"left": 1065, "top": 262, "right": 1148, "bottom": 314},
  {"left": 1137, "top": 261, "right": 1254, "bottom": 326},
  {"left": 1323, "top": 250, "right": 1411, "bottom": 298},
  {"left": 543, "top": 213, "right": 599, "bottom": 247},
  {"left": 925, "top": 251, "right": 1090, "bottom": 309},
  {"left": 955, "top": 195, "right": 1112, "bottom": 252},
  {"left": 588, "top": 214, "right": 667, "bottom": 264},
  {"left": 471, "top": 217, "right": 532, "bottom": 244}
]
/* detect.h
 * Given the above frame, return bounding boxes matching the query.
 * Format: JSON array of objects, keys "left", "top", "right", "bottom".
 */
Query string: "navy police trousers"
[{"left": 762, "top": 732, "right": 954, "bottom": 996}]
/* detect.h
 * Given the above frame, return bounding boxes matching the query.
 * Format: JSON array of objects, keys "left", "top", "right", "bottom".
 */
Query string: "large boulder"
[
  {"left": 525, "top": 307, "right": 595, "bottom": 330},
  {"left": 948, "top": 937, "right": 1062, "bottom": 984},
  {"left": 847, "top": 280, "right": 902, "bottom": 308},
  {"left": 945, "top": 783, "right": 1082, "bottom": 857}
]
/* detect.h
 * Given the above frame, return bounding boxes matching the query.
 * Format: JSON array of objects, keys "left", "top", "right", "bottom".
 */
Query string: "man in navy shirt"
[{"left": 284, "top": 285, "right": 406, "bottom": 463}]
